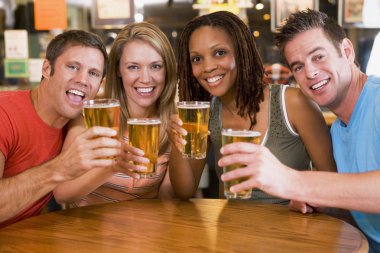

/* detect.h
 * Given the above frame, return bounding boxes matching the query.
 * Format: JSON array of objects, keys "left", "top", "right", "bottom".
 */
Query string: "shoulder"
[
  {"left": 0, "top": 91, "right": 31, "bottom": 119},
  {"left": 283, "top": 86, "right": 323, "bottom": 124},
  {"left": 366, "top": 75, "right": 380, "bottom": 87},
  {"left": 283, "top": 86, "right": 311, "bottom": 108}
]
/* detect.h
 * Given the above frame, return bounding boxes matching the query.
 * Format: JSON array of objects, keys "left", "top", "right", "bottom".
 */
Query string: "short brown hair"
[
  {"left": 274, "top": 9, "right": 347, "bottom": 59},
  {"left": 46, "top": 30, "right": 108, "bottom": 79}
]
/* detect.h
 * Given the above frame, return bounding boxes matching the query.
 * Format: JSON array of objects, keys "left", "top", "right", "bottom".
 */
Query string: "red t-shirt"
[{"left": 0, "top": 90, "right": 64, "bottom": 228}]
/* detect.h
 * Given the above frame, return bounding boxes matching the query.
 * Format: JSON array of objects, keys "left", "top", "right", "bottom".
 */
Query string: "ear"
[
  {"left": 341, "top": 38, "right": 356, "bottom": 64},
  {"left": 41, "top": 59, "right": 52, "bottom": 79}
]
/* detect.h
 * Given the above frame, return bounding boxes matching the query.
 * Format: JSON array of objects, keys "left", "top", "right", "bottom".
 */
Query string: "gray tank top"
[{"left": 209, "top": 84, "right": 311, "bottom": 204}]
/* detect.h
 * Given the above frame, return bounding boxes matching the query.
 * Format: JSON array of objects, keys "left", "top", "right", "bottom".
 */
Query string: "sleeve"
[{"left": 0, "top": 105, "right": 15, "bottom": 159}]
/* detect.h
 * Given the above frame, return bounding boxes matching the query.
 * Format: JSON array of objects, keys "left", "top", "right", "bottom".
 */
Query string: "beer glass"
[
  {"left": 221, "top": 129, "right": 261, "bottom": 199},
  {"left": 127, "top": 118, "right": 161, "bottom": 178},
  {"left": 177, "top": 101, "right": 210, "bottom": 159},
  {"left": 83, "top": 98, "right": 120, "bottom": 136},
  {"left": 82, "top": 99, "right": 121, "bottom": 159}
]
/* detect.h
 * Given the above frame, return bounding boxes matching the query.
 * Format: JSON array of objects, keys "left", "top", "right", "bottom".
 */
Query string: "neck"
[
  {"left": 333, "top": 67, "right": 367, "bottom": 125},
  {"left": 128, "top": 104, "right": 158, "bottom": 119},
  {"left": 30, "top": 83, "right": 68, "bottom": 129},
  {"left": 220, "top": 88, "right": 239, "bottom": 115}
]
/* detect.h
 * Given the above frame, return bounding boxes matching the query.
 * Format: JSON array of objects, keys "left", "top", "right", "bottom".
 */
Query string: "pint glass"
[
  {"left": 82, "top": 99, "right": 120, "bottom": 159},
  {"left": 177, "top": 101, "right": 210, "bottom": 159},
  {"left": 82, "top": 99, "right": 120, "bottom": 136},
  {"left": 127, "top": 118, "right": 161, "bottom": 178},
  {"left": 221, "top": 129, "right": 261, "bottom": 199}
]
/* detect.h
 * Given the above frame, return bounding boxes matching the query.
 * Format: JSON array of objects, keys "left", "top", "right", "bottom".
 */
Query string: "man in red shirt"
[{"left": 0, "top": 30, "right": 121, "bottom": 228}]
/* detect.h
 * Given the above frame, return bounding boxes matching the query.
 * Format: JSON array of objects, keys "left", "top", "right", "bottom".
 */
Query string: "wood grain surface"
[{"left": 0, "top": 199, "right": 368, "bottom": 253}]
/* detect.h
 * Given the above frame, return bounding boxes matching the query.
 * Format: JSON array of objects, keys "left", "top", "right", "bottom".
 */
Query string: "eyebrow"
[
  {"left": 289, "top": 46, "right": 324, "bottom": 69},
  {"left": 189, "top": 43, "right": 226, "bottom": 55}
]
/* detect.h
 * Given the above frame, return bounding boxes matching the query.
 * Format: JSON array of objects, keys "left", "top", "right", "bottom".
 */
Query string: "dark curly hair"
[{"left": 177, "top": 11, "right": 265, "bottom": 128}]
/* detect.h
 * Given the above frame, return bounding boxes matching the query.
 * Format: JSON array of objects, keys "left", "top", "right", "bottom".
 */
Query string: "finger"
[
  {"left": 121, "top": 142, "right": 145, "bottom": 156},
  {"left": 170, "top": 114, "right": 183, "bottom": 125},
  {"left": 84, "top": 126, "right": 119, "bottom": 139},
  {"left": 220, "top": 142, "right": 260, "bottom": 155},
  {"left": 221, "top": 166, "right": 253, "bottom": 183},
  {"left": 91, "top": 147, "right": 121, "bottom": 160},
  {"left": 228, "top": 177, "right": 254, "bottom": 194},
  {"left": 116, "top": 160, "right": 147, "bottom": 174},
  {"left": 218, "top": 153, "right": 256, "bottom": 168},
  {"left": 289, "top": 200, "right": 315, "bottom": 214},
  {"left": 170, "top": 124, "right": 187, "bottom": 136},
  {"left": 88, "top": 158, "right": 118, "bottom": 168},
  {"left": 87, "top": 136, "right": 121, "bottom": 151},
  {"left": 122, "top": 152, "right": 150, "bottom": 164}
]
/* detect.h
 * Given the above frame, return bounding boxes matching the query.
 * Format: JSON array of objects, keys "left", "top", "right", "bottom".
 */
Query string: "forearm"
[
  {"left": 0, "top": 161, "right": 60, "bottom": 222},
  {"left": 54, "top": 167, "right": 113, "bottom": 204},
  {"left": 169, "top": 148, "right": 204, "bottom": 200},
  {"left": 158, "top": 169, "right": 176, "bottom": 199},
  {"left": 288, "top": 170, "right": 380, "bottom": 213}
]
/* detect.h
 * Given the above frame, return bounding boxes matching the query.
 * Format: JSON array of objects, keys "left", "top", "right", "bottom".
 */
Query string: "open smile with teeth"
[
  {"left": 66, "top": 89, "right": 85, "bottom": 103},
  {"left": 207, "top": 75, "right": 224, "bottom": 83},
  {"left": 311, "top": 79, "right": 329, "bottom": 90},
  {"left": 136, "top": 87, "right": 155, "bottom": 94}
]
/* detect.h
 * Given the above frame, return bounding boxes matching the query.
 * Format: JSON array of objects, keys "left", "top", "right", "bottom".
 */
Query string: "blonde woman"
[{"left": 54, "top": 22, "right": 177, "bottom": 206}]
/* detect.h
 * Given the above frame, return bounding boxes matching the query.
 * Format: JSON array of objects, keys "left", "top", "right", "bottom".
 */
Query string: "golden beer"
[
  {"left": 82, "top": 99, "right": 120, "bottom": 134},
  {"left": 127, "top": 118, "right": 161, "bottom": 178},
  {"left": 221, "top": 129, "right": 261, "bottom": 199},
  {"left": 82, "top": 99, "right": 120, "bottom": 159},
  {"left": 178, "top": 101, "right": 210, "bottom": 159}
]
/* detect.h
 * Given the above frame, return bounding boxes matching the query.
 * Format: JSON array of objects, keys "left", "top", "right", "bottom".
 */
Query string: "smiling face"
[
  {"left": 284, "top": 28, "right": 354, "bottom": 109},
  {"left": 43, "top": 45, "right": 104, "bottom": 120},
  {"left": 118, "top": 40, "right": 165, "bottom": 117},
  {"left": 189, "top": 26, "right": 237, "bottom": 99}
]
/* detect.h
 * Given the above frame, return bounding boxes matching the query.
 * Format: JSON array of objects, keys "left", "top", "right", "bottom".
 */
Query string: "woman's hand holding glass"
[
  {"left": 114, "top": 141, "right": 149, "bottom": 179},
  {"left": 167, "top": 114, "right": 187, "bottom": 152}
]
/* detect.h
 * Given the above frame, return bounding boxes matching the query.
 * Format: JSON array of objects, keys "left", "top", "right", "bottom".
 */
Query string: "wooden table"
[{"left": 0, "top": 199, "right": 368, "bottom": 253}]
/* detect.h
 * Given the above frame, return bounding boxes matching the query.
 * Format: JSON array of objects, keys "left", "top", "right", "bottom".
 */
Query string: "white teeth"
[
  {"left": 136, "top": 87, "right": 154, "bottom": 93},
  {"left": 67, "top": 89, "right": 84, "bottom": 97},
  {"left": 311, "top": 79, "right": 328, "bottom": 90},
  {"left": 207, "top": 75, "right": 223, "bottom": 83}
]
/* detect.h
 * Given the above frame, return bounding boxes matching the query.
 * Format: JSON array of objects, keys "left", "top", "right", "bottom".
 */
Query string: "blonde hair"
[{"left": 105, "top": 22, "right": 177, "bottom": 151}]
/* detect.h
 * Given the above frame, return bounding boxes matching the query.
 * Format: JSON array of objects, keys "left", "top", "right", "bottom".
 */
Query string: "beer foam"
[
  {"left": 83, "top": 103, "right": 119, "bottom": 108},
  {"left": 178, "top": 104, "right": 210, "bottom": 109},
  {"left": 127, "top": 119, "right": 161, "bottom": 125},
  {"left": 222, "top": 130, "right": 261, "bottom": 137}
]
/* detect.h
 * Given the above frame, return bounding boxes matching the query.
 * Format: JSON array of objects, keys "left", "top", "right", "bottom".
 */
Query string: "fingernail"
[
  {"left": 139, "top": 166, "right": 147, "bottom": 172},
  {"left": 220, "top": 148, "right": 224, "bottom": 154}
]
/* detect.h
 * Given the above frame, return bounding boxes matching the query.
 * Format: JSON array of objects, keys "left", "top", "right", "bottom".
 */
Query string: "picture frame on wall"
[
  {"left": 338, "top": 0, "right": 364, "bottom": 27},
  {"left": 91, "top": 0, "right": 135, "bottom": 29},
  {"left": 270, "top": 0, "right": 319, "bottom": 32}
]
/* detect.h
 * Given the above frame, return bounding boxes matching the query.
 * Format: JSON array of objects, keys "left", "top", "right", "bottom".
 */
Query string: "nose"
[
  {"left": 74, "top": 69, "right": 88, "bottom": 86},
  {"left": 140, "top": 67, "right": 150, "bottom": 83},
  {"left": 203, "top": 57, "right": 217, "bottom": 73},
  {"left": 305, "top": 64, "right": 319, "bottom": 79}
]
